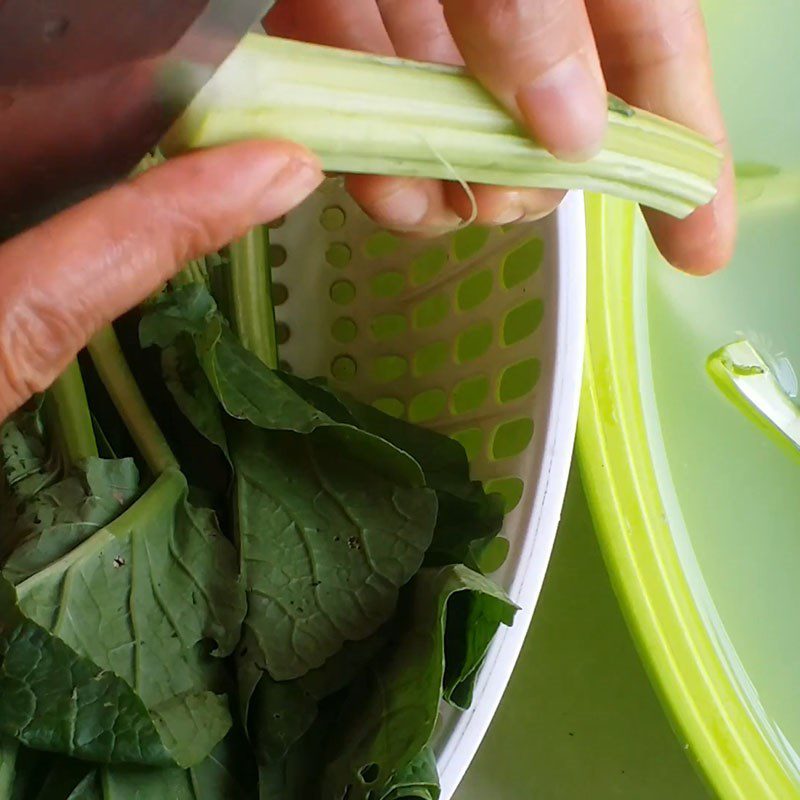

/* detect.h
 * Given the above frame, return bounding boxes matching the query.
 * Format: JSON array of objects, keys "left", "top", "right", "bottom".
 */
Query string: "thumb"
[{"left": 0, "top": 140, "right": 322, "bottom": 420}]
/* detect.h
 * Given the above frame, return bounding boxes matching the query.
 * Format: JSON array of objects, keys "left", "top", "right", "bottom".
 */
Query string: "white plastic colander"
[{"left": 270, "top": 180, "right": 586, "bottom": 798}]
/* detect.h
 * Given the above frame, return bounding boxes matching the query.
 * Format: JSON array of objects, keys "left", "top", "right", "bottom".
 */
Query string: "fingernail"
[
  {"left": 516, "top": 54, "right": 608, "bottom": 161},
  {"left": 370, "top": 180, "right": 431, "bottom": 229},
  {"left": 495, "top": 207, "right": 553, "bottom": 226},
  {"left": 490, "top": 190, "right": 564, "bottom": 225},
  {"left": 494, "top": 203, "right": 525, "bottom": 225}
]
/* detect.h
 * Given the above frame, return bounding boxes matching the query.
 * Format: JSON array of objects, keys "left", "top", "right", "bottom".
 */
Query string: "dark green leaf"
[
  {"left": 255, "top": 699, "right": 337, "bottom": 800},
  {"left": 140, "top": 287, "right": 424, "bottom": 487},
  {"left": 97, "top": 732, "right": 256, "bottom": 800},
  {"left": 1, "top": 405, "right": 60, "bottom": 559},
  {"left": 0, "top": 614, "right": 187, "bottom": 768},
  {"left": 327, "top": 392, "right": 505, "bottom": 569},
  {"left": 424, "top": 489, "right": 505, "bottom": 571},
  {"left": 3, "top": 457, "right": 139, "bottom": 584},
  {"left": 0, "top": 403, "right": 55, "bottom": 500},
  {"left": 0, "top": 470, "right": 246, "bottom": 768},
  {"left": 159, "top": 337, "right": 228, "bottom": 456},
  {"left": 441, "top": 584, "right": 511, "bottom": 709},
  {"left": 8, "top": 745, "right": 48, "bottom": 800},
  {"left": 244, "top": 628, "right": 390, "bottom": 765},
  {"left": 0, "top": 736, "right": 15, "bottom": 799},
  {"left": 138, "top": 286, "right": 217, "bottom": 348},
  {"left": 377, "top": 747, "right": 440, "bottom": 800},
  {"left": 32, "top": 757, "right": 93, "bottom": 799},
  {"left": 247, "top": 678, "right": 317, "bottom": 767},
  {"left": 321, "top": 565, "right": 517, "bottom": 800},
  {"left": 141, "top": 288, "right": 326, "bottom": 435},
  {"left": 232, "top": 426, "right": 435, "bottom": 681}
]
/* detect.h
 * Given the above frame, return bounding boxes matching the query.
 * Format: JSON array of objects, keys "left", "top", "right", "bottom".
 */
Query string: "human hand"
[
  {"left": 0, "top": 141, "right": 322, "bottom": 421},
  {"left": 267, "top": 0, "right": 736, "bottom": 275}
]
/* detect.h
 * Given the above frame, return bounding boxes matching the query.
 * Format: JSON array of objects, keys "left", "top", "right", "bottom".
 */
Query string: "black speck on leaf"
[{"left": 113, "top": 556, "right": 126, "bottom": 569}]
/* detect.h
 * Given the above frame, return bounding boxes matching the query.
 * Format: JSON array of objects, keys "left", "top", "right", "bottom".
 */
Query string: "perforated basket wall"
[{"left": 270, "top": 179, "right": 586, "bottom": 798}]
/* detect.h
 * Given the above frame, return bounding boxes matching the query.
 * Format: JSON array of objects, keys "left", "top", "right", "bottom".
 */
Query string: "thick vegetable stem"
[
  {"left": 163, "top": 34, "right": 724, "bottom": 219},
  {"left": 87, "top": 326, "right": 178, "bottom": 474},
  {"left": 228, "top": 226, "right": 278, "bottom": 368},
  {"left": 44, "top": 361, "right": 98, "bottom": 466}
]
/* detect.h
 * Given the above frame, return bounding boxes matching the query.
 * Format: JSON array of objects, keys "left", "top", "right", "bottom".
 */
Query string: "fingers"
[
  {"left": 376, "top": 0, "right": 564, "bottom": 225},
  {"left": 269, "top": 0, "right": 460, "bottom": 234},
  {"left": 443, "top": 0, "right": 608, "bottom": 160},
  {"left": 373, "top": 0, "right": 468, "bottom": 231},
  {"left": 266, "top": 0, "right": 393, "bottom": 53},
  {"left": 445, "top": 183, "right": 566, "bottom": 226},
  {"left": 0, "top": 141, "right": 322, "bottom": 420},
  {"left": 587, "top": 0, "right": 736, "bottom": 274},
  {"left": 345, "top": 175, "right": 461, "bottom": 234},
  {"left": 375, "top": 0, "right": 462, "bottom": 65}
]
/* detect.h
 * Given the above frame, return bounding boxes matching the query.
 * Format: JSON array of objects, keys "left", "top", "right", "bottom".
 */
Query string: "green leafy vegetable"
[
  {"left": 0, "top": 469, "right": 246, "bottom": 768},
  {"left": 232, "top": 425, "right": 435, "bottom": 681},
  {"left": 159, "top": 337, "right": 229, "bottom": 457},
  {"left": 242, "top": 629, "right": 390, "bottom": 767},
  {"left": 96, "top": 732, "right": 255, "bottom": 800},
  {"left": 28, "top": 756, "right": 92, "bottom": 800},
  {"left": 3, "top": 457, "right": 138, "bottom": 585},
  {"left": 0, "top": 737, "right": 16, "bottom": 798},
  {"left": 1, "top": 404, "right": 60, "bottom": 560},
  {"left": 2, "top": 150, "right": 519, "bottom": 797},
  {"left": 131, "top": 264, "right": 517, "bottom": 799},
  {"left": 47, "top": 733, "right": 256, "bottom": 800},
  {"left": 378, "top": 747, "right": 440, "bottom": 800},
  {"left": 0, "top": 393, "right": 138, "bottom": 584},
  {"left": 321, "top": 565, "right": 517, "bottom": 800},
  {"left": 141, "top": 288, "right": 440, "bottom": 682},
  {"left": 325, "top": 394, "right": 505, "bottom": 568},
  {"left": 140, "top": 286, "right": 426, "bottom": 487}
]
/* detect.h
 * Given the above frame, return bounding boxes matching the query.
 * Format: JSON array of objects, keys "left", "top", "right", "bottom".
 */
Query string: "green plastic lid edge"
[{"left": 578, "top": 193, "right": 798, "bottom": 800}]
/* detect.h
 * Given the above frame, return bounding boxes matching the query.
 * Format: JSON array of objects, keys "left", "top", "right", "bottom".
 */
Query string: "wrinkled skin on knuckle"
[
  {"left": 0, "top": 291, "right": 87, "bottom": 414},
  {"left": 120, "top": 182, "right": 219, "bottom": 278}
]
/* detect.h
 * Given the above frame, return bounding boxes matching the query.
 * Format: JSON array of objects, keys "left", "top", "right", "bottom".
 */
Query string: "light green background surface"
[{"left": 457, "top": 467, "right": 710, "bottom": 800}]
